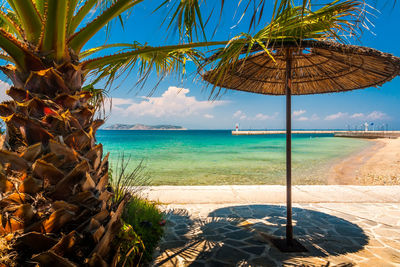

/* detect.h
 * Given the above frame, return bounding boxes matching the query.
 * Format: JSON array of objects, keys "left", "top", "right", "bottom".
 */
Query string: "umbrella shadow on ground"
[{"left": 155, "top": 205, "right": 369, "bottom": 266}]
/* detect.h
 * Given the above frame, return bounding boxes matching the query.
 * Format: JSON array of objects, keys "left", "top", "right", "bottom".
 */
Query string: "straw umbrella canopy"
[
  {"left": 202, "top": 39, "right": 400, "bottom": 250},
  {"left": 203, "top": 40, "right": 400, "bottom": 95}
]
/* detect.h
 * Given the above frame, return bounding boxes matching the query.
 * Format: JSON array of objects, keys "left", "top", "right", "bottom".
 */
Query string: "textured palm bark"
[{"left": 0, "top": 63, "right": 126, "bottom": 266}]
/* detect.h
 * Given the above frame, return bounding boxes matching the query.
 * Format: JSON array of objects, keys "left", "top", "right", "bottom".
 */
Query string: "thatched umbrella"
[{"left": 202, "top": 40, "right": 400, "bottom": 251}]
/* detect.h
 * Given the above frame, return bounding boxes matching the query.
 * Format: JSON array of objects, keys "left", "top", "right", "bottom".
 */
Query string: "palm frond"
[
  {"left": 68, "top": 0, "right": 129, "bottom": 36},
  {"left": 0, "top": 50, "right": 13, "bottom": 63},
  {"left": 68, "top": 0, "right": 99, "bottom": 35},
  {"left": 40, "top": 0, "right": 69, "bottom": 61},
  {"left": 82, "top": 42, "right": 207, "bottom": 91},
  {"left": 234, "top": 0, "right": 271, "bottom": 31},
  {"left": 66, "top": 0, "right": 79, "bottom": 31},
  {"left": 155, "top": 0, "right": 208, "bottom": 42},
  {"left": 0, "top": 9, "right": 22, "bottom": 38},
  {"left": 79, "top": 43, "right": 140, "bottom": 59},
  {"left": 8, "top": 0, "right": 42, "bottom": 43},
  {"left": 32, "top": 0, "right": 45, "bottom": 15},
  {"left": 155, "top": 0, "right": 298, "bottom": 42},
  {"left": 0, "top": 28, "right": 43, "bottom": 70},
  {"left": 68, "top": 0, "right": 144, "bottom": 53}
]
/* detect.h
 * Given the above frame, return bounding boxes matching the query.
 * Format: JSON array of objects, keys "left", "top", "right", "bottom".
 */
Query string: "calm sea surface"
[{"left": 97, "top": 130, "right": 371, "bottom": 185}]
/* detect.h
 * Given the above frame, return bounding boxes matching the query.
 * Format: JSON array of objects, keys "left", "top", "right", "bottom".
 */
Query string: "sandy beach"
[{"left": 329, "top": 137, "right": 400, "bottom": 185}]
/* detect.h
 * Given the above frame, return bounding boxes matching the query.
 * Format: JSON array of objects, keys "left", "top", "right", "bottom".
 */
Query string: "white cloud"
[
  {"left": 350, "top": 113, "right": 364, "bottom": 119},
  {"left": 366, "top": 111, "right": 388, "bottom": 120},
  {"left": 348, "top": 111, "right": 388, "bottom": 120},
  {"left": 252, "top": 112, "right": 278, "bottom": 121},
  {"left": 325, "top": 112, "right": 348, "bottom": 121},
  {"left": 254, "top": 113, "right": 269, "bottom": 120},
  {"left": 293, "top": 110, "right": 306, "bottom": 117},
  {"left": 233, "top": 110, "right": 244, "bottom": 118},
  {"left": 109, "top": 98, "right": 134, "bottom": 113},
  {"left": 110, "top": 86, "right": 226, "bottom": 118},
  {"left": 310, "top": 114, "right": 320, "bottom": 121},
  {"left": 204, "top": 114, "right": 214, "bottom": 119},
  {"left": 0, "top": 80, "right": 11, "bottom": 102},
  {"left": 292, "top": 109, "right": 319, "bottom": 122},
  {"left": 233, "top": 110, "right": 278, "bottom": 121},
  {"left": 112, "top": 98, "right": 134, "bottom": 105},
  {"left": 294, "top": 113, "right": 319, "bottom": 122},
  {"left": 233, "top": 110, "right": 247, "bottom": 120},
  {"left": 324, "top": 110, "right": 388, "bottom": 121},
  {"left": 297, "top": 116, "right": 309, "bottom": 121}
]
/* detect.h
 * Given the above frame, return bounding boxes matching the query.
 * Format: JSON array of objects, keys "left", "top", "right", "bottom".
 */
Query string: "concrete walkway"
[
  {"left": 149, "top": 186, "right": 400, "bottom": 266},
  {"left": 144, "top": 185, "right": 400, "bottom": 204}
]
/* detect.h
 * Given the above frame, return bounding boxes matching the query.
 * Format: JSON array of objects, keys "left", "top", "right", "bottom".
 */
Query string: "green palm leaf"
[
  {"left": 40, "top": 0, "right": 68, "bottom": 61},
  {"left": 8, "top": 0, "right": 42, "bottom": 42},
  {"left": 82, "top": 42, "right": 205, "bottom": 89},
  {"left": 0, "top": 9, "right": 22, "bottom": 38},
  {"left": 69, "top": 0, "right": 144, "bottom": 53}
]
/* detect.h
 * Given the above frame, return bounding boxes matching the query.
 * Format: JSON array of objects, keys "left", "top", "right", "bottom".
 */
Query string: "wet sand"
[{"left": 329, "top": 138, "right": 400, "bottom": 185}]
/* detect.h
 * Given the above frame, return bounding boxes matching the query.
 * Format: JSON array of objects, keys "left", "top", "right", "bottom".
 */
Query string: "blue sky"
[{"left": 1, "top": 1, "right": 399, "bottom": 130}]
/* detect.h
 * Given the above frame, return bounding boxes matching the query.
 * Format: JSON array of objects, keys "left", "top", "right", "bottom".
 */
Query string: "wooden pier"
[{"left": 232, "top": 130, "right": 400, "bottom": 138}]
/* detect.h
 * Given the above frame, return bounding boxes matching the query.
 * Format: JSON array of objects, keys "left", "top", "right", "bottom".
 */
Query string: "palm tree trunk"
[{"left": 0, "top": 63, "right": 125, "bottom": 266}]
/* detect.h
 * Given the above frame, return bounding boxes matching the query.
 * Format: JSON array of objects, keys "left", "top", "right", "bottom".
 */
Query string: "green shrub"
[
  {"left": 110, "top": 155, "right": 164, "bottom": 266},
  {"left": 116, "top": 221, "right": 145, "bottom": 266},
  {"left": 121, "top": 197, "right": 164, "bottom": 265}
]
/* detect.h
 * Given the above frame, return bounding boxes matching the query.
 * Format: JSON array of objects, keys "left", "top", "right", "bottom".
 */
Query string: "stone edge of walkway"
[{"left": 139, "top": 185, "right": 400, "bottom": 204}]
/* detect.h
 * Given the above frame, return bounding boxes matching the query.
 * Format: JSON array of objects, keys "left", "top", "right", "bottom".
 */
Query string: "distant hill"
[{"left": 104, "top": 124, "right": 186, "bottom": 130}]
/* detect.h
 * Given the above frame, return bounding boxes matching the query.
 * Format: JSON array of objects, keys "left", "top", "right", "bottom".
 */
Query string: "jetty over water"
[
  {"left": 232, "top": 130, "right": 400, "bottom": 138},
  {"left": 334, "top": 131, "right": 400, "bottom": 139}
]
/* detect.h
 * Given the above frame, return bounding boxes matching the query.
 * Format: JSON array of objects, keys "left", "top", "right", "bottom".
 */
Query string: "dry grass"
[{"left": 110, "top": 154, "right": 150, "bottom": 204}]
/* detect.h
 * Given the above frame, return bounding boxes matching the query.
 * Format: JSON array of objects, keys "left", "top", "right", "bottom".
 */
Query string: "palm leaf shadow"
[{"left": 155, "top": 205, "right": 369, "bottom": 266}]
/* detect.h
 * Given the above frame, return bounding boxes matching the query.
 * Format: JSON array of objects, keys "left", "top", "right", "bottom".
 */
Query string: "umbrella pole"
[
  {"left": 285, "top": 50, "right": 293, "bottom": 245},
  {"left": 272, "top": 50, "right": 307, "bottom": 252}
]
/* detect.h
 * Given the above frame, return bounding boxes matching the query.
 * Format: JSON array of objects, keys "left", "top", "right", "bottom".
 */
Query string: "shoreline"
[
  {"left": 327, "top": 139, "right": 382, "bottom": 184},
  {"left": 328, "top": 138, "right": 400, "bottom": 185}
]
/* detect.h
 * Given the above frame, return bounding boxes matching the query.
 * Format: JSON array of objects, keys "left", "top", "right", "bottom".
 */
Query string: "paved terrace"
[{"left": 144, "top": 186, "right": 400, "bottom": 266}]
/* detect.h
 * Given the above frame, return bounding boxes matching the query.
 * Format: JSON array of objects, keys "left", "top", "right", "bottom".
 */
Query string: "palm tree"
[
  {"left": 0, "top": 0, "right": 365, "bottom": 265},
  {"left": 0, "top": 1, "right": 207, "bottom": 265}
]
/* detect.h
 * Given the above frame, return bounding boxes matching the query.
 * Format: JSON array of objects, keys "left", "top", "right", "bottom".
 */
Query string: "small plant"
[
  {"left": 109, "top": 154, "right": 164, "bottom": 266},
  {"left": 110, "top": 153, "right": 151, "bottom": 203},
  {"left": 120, "top": 197, "right": 164, "bottom": 265},
  {"left": 116, "top": 221, "right": 146, "bottom": 266}
]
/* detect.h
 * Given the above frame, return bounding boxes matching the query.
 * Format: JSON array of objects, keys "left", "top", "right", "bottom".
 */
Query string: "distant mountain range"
[{"left": 104, "top": 124, "right": 186, "bottom": 130}]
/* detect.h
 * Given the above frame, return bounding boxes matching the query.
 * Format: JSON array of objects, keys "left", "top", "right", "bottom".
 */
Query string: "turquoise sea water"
[{"left": 97, "top": 130, "right": 371, "bottom": 185}]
